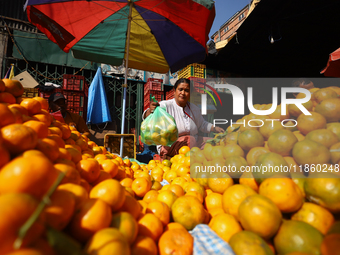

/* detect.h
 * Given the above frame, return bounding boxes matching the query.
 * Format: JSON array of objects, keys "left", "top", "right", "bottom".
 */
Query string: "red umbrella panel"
[{"left": 321, "top": 47, "right": 340, "bottom": 77}]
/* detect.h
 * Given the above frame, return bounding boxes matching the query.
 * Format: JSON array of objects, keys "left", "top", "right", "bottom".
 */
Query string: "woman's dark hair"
[{"left": 174, "top": 78, "right": 190, "bottom": 90}]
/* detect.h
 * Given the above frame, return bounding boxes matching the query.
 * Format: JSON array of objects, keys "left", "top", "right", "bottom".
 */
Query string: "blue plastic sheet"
[{"left": 86, "top": 67, "right": 112, "bottom": 125}]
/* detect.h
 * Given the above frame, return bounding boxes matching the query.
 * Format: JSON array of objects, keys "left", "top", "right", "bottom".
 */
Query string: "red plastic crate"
[
  {"left": 63, "top": 91, "right": 86, "bottom": 108},
  {"left": 189, "top": 77, "right": 206, "bottom": 93},
  {"left": 147, "top": 78, "right": 163, "bottom": 83},
  {"left": 63, "top": 74, "right": 85, "bottom": 91},
  {"left": 144, "top": 81, "right": 162, "bottom": 95},
  {"left": 144, "top": 90, "right": 164, "bottom": 111},
  {"left": 166, "top": 89, "right": 175, "bottom": 100}
]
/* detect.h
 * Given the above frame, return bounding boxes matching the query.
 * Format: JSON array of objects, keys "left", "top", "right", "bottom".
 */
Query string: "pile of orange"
[
  {"left": 0, "top": 79, "right": 197, "bottom": 255},
  {"left": 1, "top": 80, "right": 340, "bottom": 255}
]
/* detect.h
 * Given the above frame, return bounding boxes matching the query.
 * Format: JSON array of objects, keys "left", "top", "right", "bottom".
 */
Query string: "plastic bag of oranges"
[{"left": 141, "top": 98, "right": 178, "bottom": 146}]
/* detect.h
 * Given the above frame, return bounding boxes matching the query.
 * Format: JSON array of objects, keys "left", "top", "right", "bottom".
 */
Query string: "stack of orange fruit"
[
  {"left": 0, "top": 79, "right": 197, "bottom": 255},
  {"left": 1, "top": 79, "right": 340, "bottom": 255}
]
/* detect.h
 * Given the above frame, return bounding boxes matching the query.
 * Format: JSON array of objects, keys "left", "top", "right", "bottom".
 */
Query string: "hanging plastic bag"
[{"left": 141, "top": 96, "right": 178, "bottom": 146}]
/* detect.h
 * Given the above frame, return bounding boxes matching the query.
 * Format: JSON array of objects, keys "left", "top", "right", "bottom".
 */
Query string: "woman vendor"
[{"left": 143, "top": 78, "right": 224, "bottom": 159}]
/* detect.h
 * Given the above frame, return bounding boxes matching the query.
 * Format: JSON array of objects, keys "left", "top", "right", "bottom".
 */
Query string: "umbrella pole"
[{"left": 120, "top": 0, "right": 133, "bottom": 158}]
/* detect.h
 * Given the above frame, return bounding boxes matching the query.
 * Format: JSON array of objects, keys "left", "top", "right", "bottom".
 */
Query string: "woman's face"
[{"left": 174, "top": 82, "right": 190, "bottom": 106}]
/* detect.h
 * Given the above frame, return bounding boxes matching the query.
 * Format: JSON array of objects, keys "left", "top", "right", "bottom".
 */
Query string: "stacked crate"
[
  {"left": 22, "top": 88, "right": 39, "bottom": 98},
  {"left": 144, "top": 78, "right": 163, "bottom": 111},
  {"left": 178, "top": 63, "right": 206, "bottom": 79},
  {"left": 62, "top": 74, "right": 88, "bottom": 120},
  {"left": 38, "top": 88, "right": 63, "bottom": 101},
  {"left": 165, "top": 89, "right": 175, "bottom": 100}
]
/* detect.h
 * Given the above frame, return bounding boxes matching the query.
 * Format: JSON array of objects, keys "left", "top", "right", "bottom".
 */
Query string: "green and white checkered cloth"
[{"left": 189, "top": 224, "right": 235, "bottom": 255}]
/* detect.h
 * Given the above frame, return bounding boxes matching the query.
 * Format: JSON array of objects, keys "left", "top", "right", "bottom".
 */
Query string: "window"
[
  {"left": 223, "top": 26, "right": 229, "bottom": 33},
  {"left": 239, "top": 13, "right": 245, "bottom": 20}
]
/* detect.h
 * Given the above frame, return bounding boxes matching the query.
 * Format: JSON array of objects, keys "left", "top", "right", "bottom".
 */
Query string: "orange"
[
  {"left": 32, "top": 96, "right": 49, "bottom": 111},
  {"left": 184, "top": 181, "right": 206, "bottom": 199},
  {"left": 224, "top": 155, "right": 248, "bottom": 179},
  {"left": 327, "top": 122, "right": 340, "bottom": 140},
  {"left": 54, "top": 163, "right": 81, "bottom": 185},
  {"left": 20, "top": 98, "right": 41, "bottom": 116},
  {"left": 304, "top": 176, "right": 340, "bottom": 213},
  {"left": 3, "top": 79, "right": 24, "bottom": 97},
  {"left": 0, "top": 193, "right": 45, "bottom": 253},
  {"left": 259, "top": 177, "right": 304, "bottom": 213},
  {"left": 90, "top": 179, "right": 126, "bottom": 211},
  {"left": 57, "top": 183, "right": 89, "bottom": 210},
  {"left": 143, "top": 190, "right": 159, "bottom": 204},
  {"left": 259, "top": 120, "right": 285, "bottom": 140},
  {"left": 222, "top": 184, "right": 256, "bottom": 220},
  {"left": 151, "top": 181, "right": 162, "bottom": 191},
  {"left": 119, "top": 194, "right": 140, "bottom": 218},
  {"left": 315, "top": 97, "right": 340, "bottom": 122},
  {"left": 246, "top": 146, "right": 270, "bottom": 166},
  {"left": 171, "top": 196, "right": 205, "bottom": 230},
  {"left": 48, "top": 126, "right": 63, "bottom": 138},
  {"left": 138, "top": 213, "right": 164, "bottom": 241},
  {"left": 239, "top": 171, "right": 259, "bottom": 192},
  {"left": 321, "top": 234, "right": 340, "bottom": 255},
  {"left": 76, "top": 159, "right": 101, "bottom": 183},
  {"left": 207, "top": 172, "right": 234, "bottom": 194},
  {"left": 229, "top": 230, "right": 275, "bottom": 255},
  {"left": 291, "top": 202, "right": 334, "bottom": 235},
  {"left": 48, "top": 135, "right": 66, "bottom": 149},
  {"left": 157, "top": 190, "right": 178, "bottom": 209},
  {"left": 267, "top": 129, "right": 298, "bottom": 156},
  {"left": 238, "top": 194, "right": 282, "bottom": 239},
  {"left": 167, "top": 184, "right": 184, "bottom": 197},
  {"left": 313, "top": 88, "right": 339, "bottom": 103},
  {"left": 274, "top": 220, "right": 323, "bottom": 255},
  {"left": 185, "top": 190, "right": 204, "bottom": 203},
  {"left": 0, "top": 144, "right": 10, "bottom": 168},
  {"left": 111, "top": 212, "right": 138, "bottom": 245},
  {"left": 305, "top": 128, "right": 339, "bottom": 148},
  {"left": 221, "top": 144, "right": 245, "bottom": 158},
  {"left": 330, "top": 142, "right": 340, "bottom": 164},
  {"left": 75, "top": 138, "right": 88, "bottom": 151},
  {"left": 209, "top": 213, "right": 242, "bottom": 242},
  {"left": 297, "top": 111, "right": 327, "bottom": 135},
  {"left": 288, "top": 99, "right": 314, "bottom": 118},
  {"left": 158, "top": 229, "right": 194, "bottom": 255},
  {"left": 69, "top": 198, "right": 112, "bottom": 243},
  {"left": 120, "top": 177, "right": 133, "bottom": 188},
  {"left": 268, "top": 104, "right": 290, "bottom": 121},
  {"left": 131, "top": 177, "right": 152, "bottom": 198},
  {"left": 205, "top": 192, "right": 223, "bottom": 212},
  {"left": 146, "top": 200, "right": 170, "bottom": 226},
  {"left": 44, "top": 189, "right": 75, "bottom": 230},
  {"left": 0, "top": 155, "right": 58, "bottom": 199},
  {"left": 0, "top": 91, "right": 16, "bottom": 104},
  {"left": 292, "top": 139, "right": 331, "bottom": 165},
  {"left": 179, "top": 145, "right": 190, "bottom": 155},
  {"left": 131, "top": 235, "right": 158, "bottom": 255},
  {"left": 8, "top": 106, "right": 24, "bottom": 124},
  {"left": 33, "top": 112, "right": 52, "bottom": 126},
  {"left": 164, "top": 222, "right": 187, "bottom": 232},
  {"left": 85, "top": 227, "right": 130, "bottom": 255},
  {"left": 1, "top": 124, "right": 38, "bottom": 155},
  {"left": 238, "top": 129, "right": 264, "bottom": 151},
  {"left": 90, "top": 170, "right": 112, "bottom": 186},
  {"left": 35, "top": 138, "right": 60, "bottom": 162},
  {"left": 253, "top": 152, "right": 290, "bottom": 182},
  {"left": 8, "top": 103, "right": 28, "bottom": 116}
]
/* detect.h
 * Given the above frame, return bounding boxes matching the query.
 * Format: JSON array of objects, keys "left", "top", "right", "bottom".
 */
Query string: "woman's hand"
[
  {"left": 211, "top": 126, "right": 225, "bottom": 133},
  {"left": 145, "top": 101, "right": 160, "bottom": 118}
]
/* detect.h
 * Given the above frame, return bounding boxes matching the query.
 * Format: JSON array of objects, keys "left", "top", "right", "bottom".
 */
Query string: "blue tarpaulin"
[{"left": 87, "top": 67, "right": 112, "bottom": 125}]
